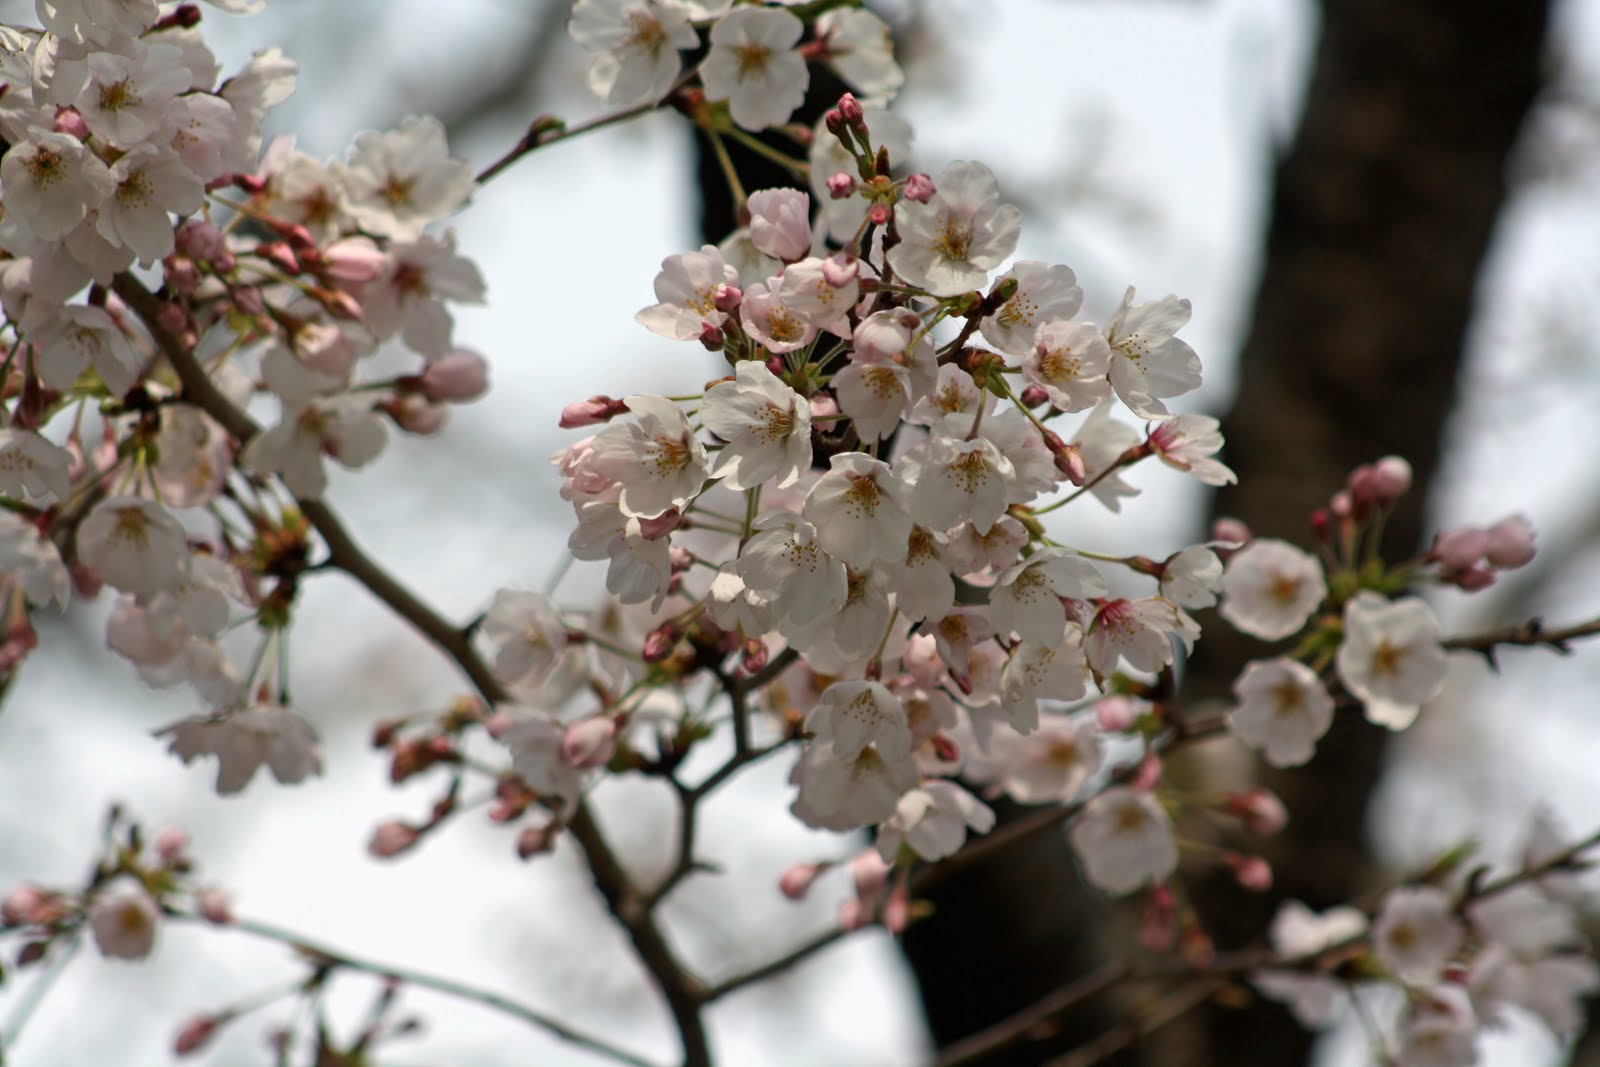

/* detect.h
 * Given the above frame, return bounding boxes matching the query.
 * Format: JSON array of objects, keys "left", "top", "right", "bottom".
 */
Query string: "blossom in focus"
[
  {"left": 1335, "top": 592, "right": 1447, "bottom": 730},
  {"left": 887, "top": 160, "right": 1021, "bottom": 297},
  {"left": 1218, "top": 538, "right": 1326, "bottom": 641}
]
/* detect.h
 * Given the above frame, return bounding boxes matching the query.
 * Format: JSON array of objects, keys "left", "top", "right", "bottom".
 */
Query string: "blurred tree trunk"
[{"left": 1169, "top": 0, "right": 1550, "bottom": 1064}]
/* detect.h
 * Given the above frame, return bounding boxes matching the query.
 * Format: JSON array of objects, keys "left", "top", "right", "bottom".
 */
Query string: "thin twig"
[
  {"left": 933, "top": 960, "right": 1132, "bottom": 1067},
  {"left": 188, "top": 912, "right": 660, "bottom": 1067},
  {"left": 1043, "top": 978, "right": 1224, "bottom": 1067}
]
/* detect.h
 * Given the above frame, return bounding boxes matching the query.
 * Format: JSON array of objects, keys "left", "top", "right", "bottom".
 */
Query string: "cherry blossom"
[
  {"left": 802, "top": 452, "right": 912, "bottom": 568},
  {"left": 1218, "top": 538, "right": 1327, "bottom": 641},
  {"left": 887, "top": 160, "right": 1021, "bottom": 297},
  {"left": 737, "top": 513, "right": 848, "bottom": 627},
  {"left": 635, "top": 245, "right": 740, "bottom": 339},
  {"left": 77, "top": 497, "right": 189, "bottom": 598},
  {"left": 700, "top": 7, "right": 808, "bottom": 131},
  {"left": 814, "top": 7, "right": 903, "bottom": 105},
  {"left": 480, "top": 590, "right": 568, "bottom": 691},
  {"left": 1373, "top": 886, "right": 1463, "bottom": 984},
  {"left": 1069, "top": 787, "right": 1178, "bottom": 895},
  {"left": 700, "top": 361, "right": 811, "bottom": 490},
  {"left": 585, "top": 394, "right": 708, "bottom": 519},
  {"left": 340, "top": 115, "right": 476, "bottom": 240},
  {"left": 789, "top": 738, "right": 919, "bottom": 832},
  {"left": 875, "top": 781, "right": 994, "bottom": 862},
  {"left": 1148, "top": 414, "right": 1235, "bottom": 486},
  {"left": 1227, "top": 657, "right": 1334, "bottom": 767},
  {"left": 569, "top": 0, "right": 699, "bottom": 107},
  {"left": 1022, "top": 319, "right": 1113, "bottom": 413},
  {"left": 747, "top": 188, "right": 812, "bottom": 263},
  {"left": 161, "top": 703, "right": 324, "bottom": 795},
  {"left": 0, "top": 130, "right": 114, "bottom": 240},
  {"left": 988, "top": 548, "right": 1107, "bottom": 646},
  {"left": 987, "top": 713, "right": 1103, "bottom": 803},
  {"left": 1103, "top": 288, "right": 1203, "bottom": 419},
  {"left": 1335, "top": 593, "right": 1448, "bottom": 730},
  {"left": 980, "top": 261, "right": 1083, "bottom": 355},
  {"left": 806, "top": 680, "right": 912, "bottom": 763},
  {"left": 0, "top": 429, "right": 71, "bottom": 501}
]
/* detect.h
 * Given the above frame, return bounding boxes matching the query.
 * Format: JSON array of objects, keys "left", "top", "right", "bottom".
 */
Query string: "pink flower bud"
[
  {"left": 836, "top": 93, "right": 864, "bottom": 125},
  {"left": 826, "top": 171, "right": 857, "bottom": 199},
  {"left": 902, "top": 173, "right": 936, "bottom": 203},
  {"left": 778, "top": 862, "right": 824, "bottom": 901},
  {"left": 809, "top": 394, "right": 839, "bottom": 419},
  {"left": 1372, "top": 455, "right": 1413, "bottom": 502},
  {"left": 2, "top": 885, "right": 47, "bottom": 927},
  {"left": 1095, "top": 696, "right": 1142, "bottom": 732},
  {"left": 699, "top": 323, "right": 725, "bottom": 351},
  {"left": 1225, "top": 788, "right": 1288, "bottom": 836},
  {"left": 559, "top": 395, "right": 625, "bottom": 429},
  {"left": 636, "top": 508, "right": 681, "bottom": 541},
  {"left": 839, "top": 897, "right": 870, "bottom": 931},
  {"left": 256, "top": 240, "right": 299, "bottom": 275},
  {"left": 197, "top": 887, "right": 233, "bottom": 925},
  {"left": 322, "top": 238, "right": 388, "bottom": 283},
  {"left": 164, "top": 257, "right": 201, "bottom": 295},
  {"left": 1448, "top": 562, "right": 1496, "bottom": 591},
  {"left": 1428, "top": 526, "right": 1489, "bottom": 570},
  {"left": 1484, "top": 514, "right": 1536, "bottom": 569},
  {"left": 176, "top": 220, "right": 227, "bottom": 262},
  {"left": 1041, "top": 430, "right": 1086, "bottom": 486},
  {"left": 642, "top": 624, "right": 679, "bottom": 662},
  {"left": 174, "top": 1014, "right": 226, "bottom": 1057},
  {"left": 413, "top": 350, "right": 488, "bottom": 403},
  {"left": 1309, "top": 507, "right": 1331, "bottom": 542},
  {"left": 516, "top": 822, "right": 558, "bottom": 859},
  {"left": 931, "top": 731, "right": 960, "bottom": 763},
  {"left": 561, "top": 717, "right": 617, "bottom": 770},
  {"left": 153, "top": 826, "right": 190, "bottom": 867},
  {"left": 741, "top": 637, "right": 768, "bottom": 675},
  {"left": 714, "top": 284, "right": 743, "bottom": 313},
  {"left": 367, "top": 820, "right": 421, "bottom": 859},
  {"left": 1328, "top": 489, "right": 1353, "bottom": 519},
  {"left": 384, "top": 394, "right": 448, "bottom": 435},
  {"left": 882, "top": 882, "right": 911, "bottom": 935},
  {"left": 1132, "top": 753, "right": 1163, "bottom": 792},
  {"left": 1226, "top": 852, "right": 1273, "bottom": 892},
  {"left": 1211, "top": 517, "right": 1251, "bottom": 548},
  {"left": 850, "top": 849, "right": 889, "bottom": 900},
  {"left": 868, "top": 201, "right": 892, "bottom": 226},
  {"left": 822, "top": 253, "right": 859, "bottom": 288},
  {"left": 1019, "top": 384, "right": 1049, "bottom": 408},
  {"left": 232, "top": 285, "right": 265, "bottom": 316},
  {"left": 53, "top": 108, "right": 89, "bottom": 139}
]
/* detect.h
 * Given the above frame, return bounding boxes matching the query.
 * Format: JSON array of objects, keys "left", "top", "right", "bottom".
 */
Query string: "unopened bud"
[
  {"left": 1211, "top": 516, "right": 1251, "bottom": 548},
  {"left": 1225, "top": 852, "right": 1273, "bottom": 891},
  {"left": 902, "top": 173, "right": 935, "bottom": 203},
  {"left": 561, "top": 716, "right": 618, "bottom": 769},
  {"left": 417, "top": 352, "right": 490, "bottom": 406},
  {"left": 1428, "top": 527, "right": 1489, "bottom": 570},
  {"left": 882, "top": 882, "right": 911, "bottom": 935},
  {"left": 642, "top": 624, "right": 679, "bottom": 663},
  {"left": 713, "top": 283, "right": 742, "bottom": 313},
  {"left": 176, "top": 220, "right": 227, "bottom": 262},
  {"left": 1484, "top": 514, "right": 1536, "bottom": 569},
  {"left": 256, "top": 240, "right": 299, "bottom": 275},
  {"left": 836, "top": 92, "right": 865, "bottom": 126},
  {"left": 868, "top": 201, "right": 892, "bottom": 226},
  {"left": 699, "top": 323, "right": 725, "bottom": 351},
  {"left": 197, "top": 887, "right": 233, "bottom": 925},
  {"left": 1095, "top": 696, "right": 1142, "bottom": 732},
  {"left": 174, "top": 1013, "right": 227, "bottom": 1057},
  {"left": 53, "top": 107, "right": 89, "bottom": 139},
  {"left": 1309, "top": 507, "right": 1331, "bottom": 542},
  {"left": 822, "top": 253, "right": 859, "bottom": 288},
  {"left": 636, "top": 508, "right": 681, "bottom": 540},
  {"left": 153, "top": 826, "right": 190, "bottom": 867},
  {"left": 778, "top": 862, "right": 825, "bottom": 901},
  {"left": 516, "top": 822, "right": 558, "bottom": 859},
  {"left": 1019, "top": 385, "right": 1049, "bottom": 408},
  {"left": 741, "top": 636, "right": 768, "bottom": 675},
  {"left": 559, "top": 395, "right": 626, "bottom": 429},
  {"left": 1371, "top": 455, "right": 1412, "bottom": 502},
  {"left": 367, "top": 820, "right": 421, "bottom": 859},
  {"left": 383, "top": 394, "right": 448, "bottom": 435},
  {"left": 826, "top": 171, "right": 857, "bottom": 199},
  {"left": 850, "top": 848, "right": 889, "bottom": 900},
  {"left": 1225, "top": 788, "right": 1288, "bottom": 836}
]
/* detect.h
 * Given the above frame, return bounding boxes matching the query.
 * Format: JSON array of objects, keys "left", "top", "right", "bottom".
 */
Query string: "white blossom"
[
  {"left": 1227, "top": 657, "right": 1334, "bottom": 767},
  {"left": 1218, "top": 538, "right": 1326, "bottom": 641},
  {"left": 887, "top": 160, "right": 1021, "bottom": 297},
  {"left": 1069, "top": 787, "right": 1178, "bottom": 895},
  {"left": 1336, "top": 593, "right": 1447, "bottom": 730}
]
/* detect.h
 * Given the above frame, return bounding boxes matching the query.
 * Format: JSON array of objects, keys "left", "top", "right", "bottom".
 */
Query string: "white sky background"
[{"left": 0, "top": 0, "right": 1597, "bottom": 1064}]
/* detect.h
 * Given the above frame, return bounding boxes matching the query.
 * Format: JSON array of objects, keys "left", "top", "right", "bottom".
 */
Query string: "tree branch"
[{"left": 115, "top": 274, "right": 714, "bottom": 1067}]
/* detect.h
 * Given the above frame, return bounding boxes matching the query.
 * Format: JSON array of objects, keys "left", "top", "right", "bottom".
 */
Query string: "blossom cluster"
[
  {"left": 0, "top": 0, "right": 490, "bottom": 786},
  {"left": 0, "top": 1, "right": 1593, "bottom": 1065},
  {"left": 1253, "top": 814, "right": 1599, "bottom": 1066}
]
